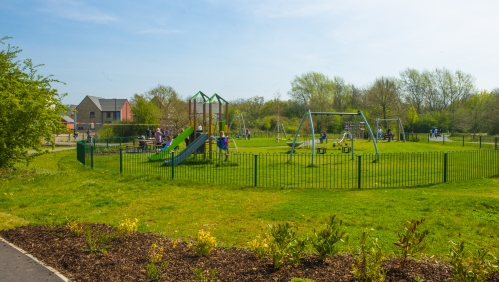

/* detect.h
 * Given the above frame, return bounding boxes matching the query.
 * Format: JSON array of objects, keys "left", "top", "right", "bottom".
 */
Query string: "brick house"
[
  {"left": 61, "top": 116, "right": 74, "bottom": 130},
  {"left": 74, "top": 96, "right": 133, "bottom": 132}
]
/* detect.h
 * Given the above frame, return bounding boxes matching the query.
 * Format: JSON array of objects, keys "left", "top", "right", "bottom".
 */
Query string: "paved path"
[
  {"left": 2, "top": 146, "right": 73, "bottom": 281},
  {"left": 0, "top": 237, "right": 68, "bottom": 282},
  {"left": 27, "top": 146, "right": 76, "bottom": 155}
]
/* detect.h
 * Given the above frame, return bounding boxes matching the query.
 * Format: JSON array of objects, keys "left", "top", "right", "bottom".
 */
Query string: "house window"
[
  {"left": 106, "top": 112, "right": 111, "bottom": 118},
  {"left": 90, "top": 112, "right": 95, "bottom": 118},
  {"left": 78, "top": 126, "right": 84, "bottom": 130},
  {"left": 113, "top": 112, "right": 121, "bottom": 119}
]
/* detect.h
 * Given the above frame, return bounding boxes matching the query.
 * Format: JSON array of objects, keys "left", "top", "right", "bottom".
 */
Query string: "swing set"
[
  {"left": 289, "top": 110, "right": 379, "bottom": 165},
  {"left": 375, "top": 118, "right": 406, "bottom": 142}
]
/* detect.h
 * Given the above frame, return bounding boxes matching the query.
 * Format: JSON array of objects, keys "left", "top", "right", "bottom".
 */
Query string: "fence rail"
[{"left": 76, "top": 141, "right": 499, "bottom": 189}]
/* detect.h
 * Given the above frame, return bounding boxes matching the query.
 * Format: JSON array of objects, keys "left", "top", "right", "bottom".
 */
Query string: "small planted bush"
[
  {"left": 449, "top": 240, "right": 496, "bottom": 282},
  {"left": 351, "top": 228, "right": 386, "bottom": 282},
  {"left": 66, "top": 219, "right": 84, "bottom": 237},
  {"left": 394, "top": 218, "right": 429, "bottom": 267},
  {"left": 247, "top": 234, "right": 270, "bottom": 259},
  {"left": 83, "top": 226, "right": 115, "bottom": 255},
  {"left": 116, "top": 218, "right": 138, "bottom": 236},
  {"left": 192, "top": 268, "right": 217, "bottom": 282},
  {"left": 145, "top": 239, "right": 169, "bottom": 281},
  {"left": 312, "top": 215, "right": 347, "bottom": 260},
  {"left": 268, "top": 223, "right": 308, "bottom": 269},
  {"left": 194, "top": 230, "right": 216, "bottom": 256}
]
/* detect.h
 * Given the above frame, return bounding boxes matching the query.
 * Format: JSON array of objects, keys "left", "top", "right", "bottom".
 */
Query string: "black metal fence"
[{"left": 76, "top": 141, "right": 499, "bottom": 189}]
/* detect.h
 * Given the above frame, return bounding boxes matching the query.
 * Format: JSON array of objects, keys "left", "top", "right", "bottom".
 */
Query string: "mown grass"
[{"left": 1, "top": 149, "right": 499, "bottom": 259}]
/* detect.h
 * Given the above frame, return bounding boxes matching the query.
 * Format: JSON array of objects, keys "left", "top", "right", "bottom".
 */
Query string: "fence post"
[
  {"left": 119, "top": 148, "right": 123, "bottom": 173},
  {"left": 106, "top": 138, "right": 109, "bottom": 149},
  {"left": 443, "top": 152, "right": 448, "bottom": 183},
  {"left": 495, "top": 137, "right": 498, "bottom": 150},
  {"left": 90, "top": 145, "right": 94, "bottom": 169},
  {"left": 442, "top": 134, "right": 445, "bottom": 145},
  {"left": 462, "top": 136, "right": 464, "bottom": 147},
  {"left": 479, "top": 136, "right": 482, "bottom": 148},
  {"left": 171, "top": 151, "right": 175, "bottom": 180},
  {"left": 428, "top": 134, "right": 430, "bottom": 143},
  {"left": 357, "top": 155, "right": 362, "bottom": 189},
  {"left": 254, "top": 154, "right": 258, "bottom": 187}
]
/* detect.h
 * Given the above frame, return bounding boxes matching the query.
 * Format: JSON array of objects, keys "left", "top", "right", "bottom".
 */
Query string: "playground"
[{"left": 73, "top": 94, "right": 499, "bottom": 190}]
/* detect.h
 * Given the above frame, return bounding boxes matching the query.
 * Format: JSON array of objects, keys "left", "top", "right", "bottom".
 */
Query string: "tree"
[
  {"left": 0, "top": 36, "right": 68, "bottom": 167},
  {"left": 130, "top": 93, "right": 161, "bottom": 124},
  {"left": 145, "top": 84, "right": 187, "bottom": 131},
  {"left": 366, "top": 77, "right": 401, "bottom": 121},
  {"left": 288, "top": 72, "right": 335, "bottom": 112},
  {"left": 400, "top": 69, "right": 426, "bottom": 114},
  {"left": 406, "top": 106, "right": 419, "bottom": 133}
]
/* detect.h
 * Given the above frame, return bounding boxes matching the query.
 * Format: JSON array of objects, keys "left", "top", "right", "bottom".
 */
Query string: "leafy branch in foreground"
[{"left": 0, "top": 36, "right": 68, "bottom": 168}]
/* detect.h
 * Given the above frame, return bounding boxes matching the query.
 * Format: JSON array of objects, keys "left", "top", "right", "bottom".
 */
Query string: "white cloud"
[{"left": 39, "top": 0, "right": 117, "bottom": 23}]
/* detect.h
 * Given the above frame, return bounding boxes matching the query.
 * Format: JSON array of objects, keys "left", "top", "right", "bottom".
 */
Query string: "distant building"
[
  {"left": 74, "top": 96, "right": 133, "bottom": 132},
  {"left": 61, "top": 115, "right": 74, "bottom": 130}
]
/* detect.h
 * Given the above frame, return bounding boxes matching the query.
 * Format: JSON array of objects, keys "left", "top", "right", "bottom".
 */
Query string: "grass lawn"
[{"left": 1, "top": 148, "right": 499, "bottom": 260}]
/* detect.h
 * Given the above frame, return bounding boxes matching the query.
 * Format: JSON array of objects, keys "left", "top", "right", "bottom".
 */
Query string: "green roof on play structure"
[{"left": 206, "top": 93, "right": 228, "bottom": 104}]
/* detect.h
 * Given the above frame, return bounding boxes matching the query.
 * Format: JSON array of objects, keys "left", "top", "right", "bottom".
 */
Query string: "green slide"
[{"left": 148, "top": 126, "right": 194, "bottom": 161}]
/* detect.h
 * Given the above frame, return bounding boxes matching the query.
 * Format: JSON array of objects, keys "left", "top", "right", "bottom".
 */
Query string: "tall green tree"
[
  {"left": 288, "top": 72, "right": 335, "bottom": 112},
  {"left": 366, "top": 77, "right": 401, "bottom": 121},
  {"left": 406, "top": 106, "right": 419, "bottom": 133},
  {"left": 130, "top": 93, "right": 161, "bottom": 124},
  {"left": 0, "top": 36, "right": 68, "bottom": 167},
  {"left": 400, "top": 68, "right": 426, "bottom": 114},
  {"left": 145, "top": 84, "right": 187, "bottom": 132}
]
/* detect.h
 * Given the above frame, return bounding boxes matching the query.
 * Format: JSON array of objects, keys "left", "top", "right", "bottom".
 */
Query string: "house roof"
[
  {"left": 61, "top": 116, "right": 74, "bottom": 123},
  {"left": 76, "top": 96, "right": 128, "bottom": 112},
  {"left": 87, "top": 96, "right": 104, "bottom": 110},
  {"left": 99, "top": 99, "right": 127, "bottom": 111}
]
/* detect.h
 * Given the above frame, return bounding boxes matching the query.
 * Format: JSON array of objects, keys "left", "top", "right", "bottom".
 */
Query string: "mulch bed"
[{"left": 1, "top": 224, "right": 498, "bottom": 281}]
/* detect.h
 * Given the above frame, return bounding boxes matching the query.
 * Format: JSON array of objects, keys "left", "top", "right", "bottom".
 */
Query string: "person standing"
[
  {"left": 86, "top": 129, "right": 92, "bottom": 143},
  {"left": 181, "top": 128, "right": 189, "bottom": 147},
  {"left": 155, "top": 127, "right": 162, "bottom": 145},
  {"left": 246, "top": 128, "right": 251, "bottom": 140},
  {"left": 146, "top": 128, "right": 151, "bottom": 139}
]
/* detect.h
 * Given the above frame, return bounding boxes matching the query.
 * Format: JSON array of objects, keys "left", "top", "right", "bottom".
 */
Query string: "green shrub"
[
  {"left": 449, "top": 241, "right": 496, "bottom": 282},
  {"left": 351, "top": 228, "right": 386, "bottom": 282},
  {"left": 394, "top": 218, "right": 429, "bottom": 266},
  {"left": 268, "top": 223, "right": 308, "bottom": 269},
  {"left": 312, "top": 215, "right": 347, "bottom": 260}
]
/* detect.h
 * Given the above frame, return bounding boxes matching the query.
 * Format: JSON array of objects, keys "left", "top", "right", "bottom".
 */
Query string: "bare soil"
[{"left": 1, "top": 224, "right": 498, "bottom": 281}]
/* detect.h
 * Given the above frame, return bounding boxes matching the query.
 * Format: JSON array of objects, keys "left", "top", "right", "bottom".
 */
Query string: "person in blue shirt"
[
  {"left": 319, "top": 130, "right": 327, "bottom": 143},
  {"left": 217, "top": 131, "right": 229, "bottom": 161}
]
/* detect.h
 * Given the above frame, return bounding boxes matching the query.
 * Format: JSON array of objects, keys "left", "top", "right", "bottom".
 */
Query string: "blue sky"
[{"left": 2, "top": 0, "right": 498, "bottom": 106}]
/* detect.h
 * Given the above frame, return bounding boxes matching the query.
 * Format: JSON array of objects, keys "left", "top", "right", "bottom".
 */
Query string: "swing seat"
[{"left": 316, "top": 147, "right": 326, "bottom": 154}]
